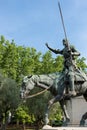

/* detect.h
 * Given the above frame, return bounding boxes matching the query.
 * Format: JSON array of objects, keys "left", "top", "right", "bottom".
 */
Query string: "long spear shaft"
[
  {"left": 58, "top": 1, "right": 73, "bottom": 61},
  {"left": 58, "top": 1, "right": 67, "bottom": 40}
]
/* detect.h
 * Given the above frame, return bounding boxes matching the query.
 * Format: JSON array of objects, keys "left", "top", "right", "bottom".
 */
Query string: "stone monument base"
[
  {"left": 42, "top": 96, "right": 87, "bottom": 130},
  {"left": 66, "top": 96, "right": 87, "bottom": 126},
  {"left": 42, "top": 125, "right": 87, "bottom": 130}
]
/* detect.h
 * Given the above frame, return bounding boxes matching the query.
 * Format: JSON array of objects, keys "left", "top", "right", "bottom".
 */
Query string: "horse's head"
[{"left": 20, "top": 75, "right": 35, "bottom": 99}]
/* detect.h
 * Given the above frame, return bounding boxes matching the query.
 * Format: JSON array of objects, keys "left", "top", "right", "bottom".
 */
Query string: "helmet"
[{"left": 62, "top": 39, "right": 68, "bottom": 45}]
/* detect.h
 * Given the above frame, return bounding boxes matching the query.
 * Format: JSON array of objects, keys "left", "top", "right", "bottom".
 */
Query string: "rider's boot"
[{"left": 69, "top": 90, "right": 76, "bottom": 96}]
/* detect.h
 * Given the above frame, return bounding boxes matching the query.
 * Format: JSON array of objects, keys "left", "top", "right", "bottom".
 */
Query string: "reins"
[{"left": 24, "top": 86, "right": 51, "bottom": 99}]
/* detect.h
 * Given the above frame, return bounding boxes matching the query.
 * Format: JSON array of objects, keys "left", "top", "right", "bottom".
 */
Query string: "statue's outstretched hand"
[{"left": 45, "top": 43, "right": 49, "bottom": 48}]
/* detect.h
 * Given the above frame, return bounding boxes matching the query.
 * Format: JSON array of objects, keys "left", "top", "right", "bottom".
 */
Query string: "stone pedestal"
[
  {"left": 66, "top": 96, "right": 87, "bottom": 126},
  {"left": 42, "top": 96, "right": 87, "bottom": 129},
  {"left": 42, "top": 126, "right": 87, "bottom": 130}
]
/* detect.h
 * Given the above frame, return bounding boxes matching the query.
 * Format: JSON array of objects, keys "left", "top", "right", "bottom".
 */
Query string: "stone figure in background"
[{"left": 46, "top": 39, "right": 80, "bottom": 96}]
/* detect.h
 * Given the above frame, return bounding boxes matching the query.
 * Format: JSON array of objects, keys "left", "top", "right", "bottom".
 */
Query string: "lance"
[
  {"left": 58, "top": 1, "right": 69, "bottom": 46},
  {"left": 58, "top": 1, "right": 72, "bottom": 60}
]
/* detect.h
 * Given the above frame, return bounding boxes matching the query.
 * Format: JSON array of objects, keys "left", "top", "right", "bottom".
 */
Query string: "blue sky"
[{"left": 0, "top": 0, "right": 87, "bottom": 63}]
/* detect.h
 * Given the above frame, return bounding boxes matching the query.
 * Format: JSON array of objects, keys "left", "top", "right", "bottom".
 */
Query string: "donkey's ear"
[{"left": 28, "top": 75, "right": 32, "bottom": 78}]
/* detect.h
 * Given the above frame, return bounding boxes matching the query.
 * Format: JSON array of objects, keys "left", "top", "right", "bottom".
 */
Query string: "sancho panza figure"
[{"left": 46, "top": 39, "right": 80, "bottom": 96}]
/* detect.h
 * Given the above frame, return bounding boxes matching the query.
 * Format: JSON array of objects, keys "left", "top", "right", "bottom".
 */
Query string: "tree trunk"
[
  {"left": 22, "top": 122, "right": 25, "bottom": 130},
  {"left": 35, "top": 117, "right": 43, "bottom": 130},
  {"left": 1, "top": 124, "right": 6, "bottom": 130},
  {"left": 35, "top": 125, "right": 39, "bottom": 130},
  {"left": 1, "top": 113, "right": 7, "bottom": 130}
]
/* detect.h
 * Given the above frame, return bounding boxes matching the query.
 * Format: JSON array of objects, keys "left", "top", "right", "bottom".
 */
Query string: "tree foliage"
[
  {"left": 76, "top": 57, "right": 87, "bottom": 72},
  {"left": 0, "top": 74, "right": 20, "bottom": 129},
  {"left": 15, "top": 106, "right": 34, "bottom": 124},
  {"left": 0, "top": 78, "right": 20, "bottom": 112}
]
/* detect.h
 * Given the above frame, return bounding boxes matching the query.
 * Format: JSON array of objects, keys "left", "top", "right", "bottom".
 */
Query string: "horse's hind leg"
[
  {"left": 44, "top": 97, "right": 55, "bottom": 125},
  {"left": 80, "top": 112, "right": 87, "bottom": 126}
]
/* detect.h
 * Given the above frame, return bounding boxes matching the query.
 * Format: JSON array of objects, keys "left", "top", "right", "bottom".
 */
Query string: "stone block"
[
  {"left": 66, "top": 96, "right": 87, "bottom": 126},
  {"left": 42, "top": 126, "right": 87, "bottom": 130}
]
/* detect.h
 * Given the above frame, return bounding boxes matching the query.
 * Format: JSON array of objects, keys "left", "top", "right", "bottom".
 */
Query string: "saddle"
[
  {"left": 64, "top": 68, "right": 87, "bottom": 83},
  {"left": 74, "top": 69, "right": 87, "bottom": 82}
]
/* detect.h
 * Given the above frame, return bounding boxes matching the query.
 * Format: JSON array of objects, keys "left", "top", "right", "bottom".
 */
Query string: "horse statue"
[{"left": 20, "top": 70, "right": 87, "bottom": 126}]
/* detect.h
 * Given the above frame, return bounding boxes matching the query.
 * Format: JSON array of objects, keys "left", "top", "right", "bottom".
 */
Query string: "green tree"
[
  {"left": 0, "top": 36, "right": 42, "bottom": 85},
  {"left": 41, "top": 51, "right": 55, "bottom": 74},
  {"left": 15, "top": 106, "right": 34, "bottom": 130},
  {"left": 17, "top": 47, "right": 42, "bottom": 75},
  {"left": 54, "top": 56, "right": 64, "bottom": 72},
  {"left": 0, "top": 36, "right": 19, "bottom": 80},
  {"left": 76, "top": 57, "right": 87, "bottom": 72},
  {"left": 0, "top": 76, "right": 20, "bottom": 130}
]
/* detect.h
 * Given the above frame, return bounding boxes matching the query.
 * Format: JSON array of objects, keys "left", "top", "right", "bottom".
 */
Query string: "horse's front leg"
[
  {"left": 59, "top": 100, "right": 70, "bottom": 126},
  {"left": 44, "top": 94, "right": 62, "bottom": 125},
  {"left": 44, "top": 98, "right": 55, "bottom": 125}
]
